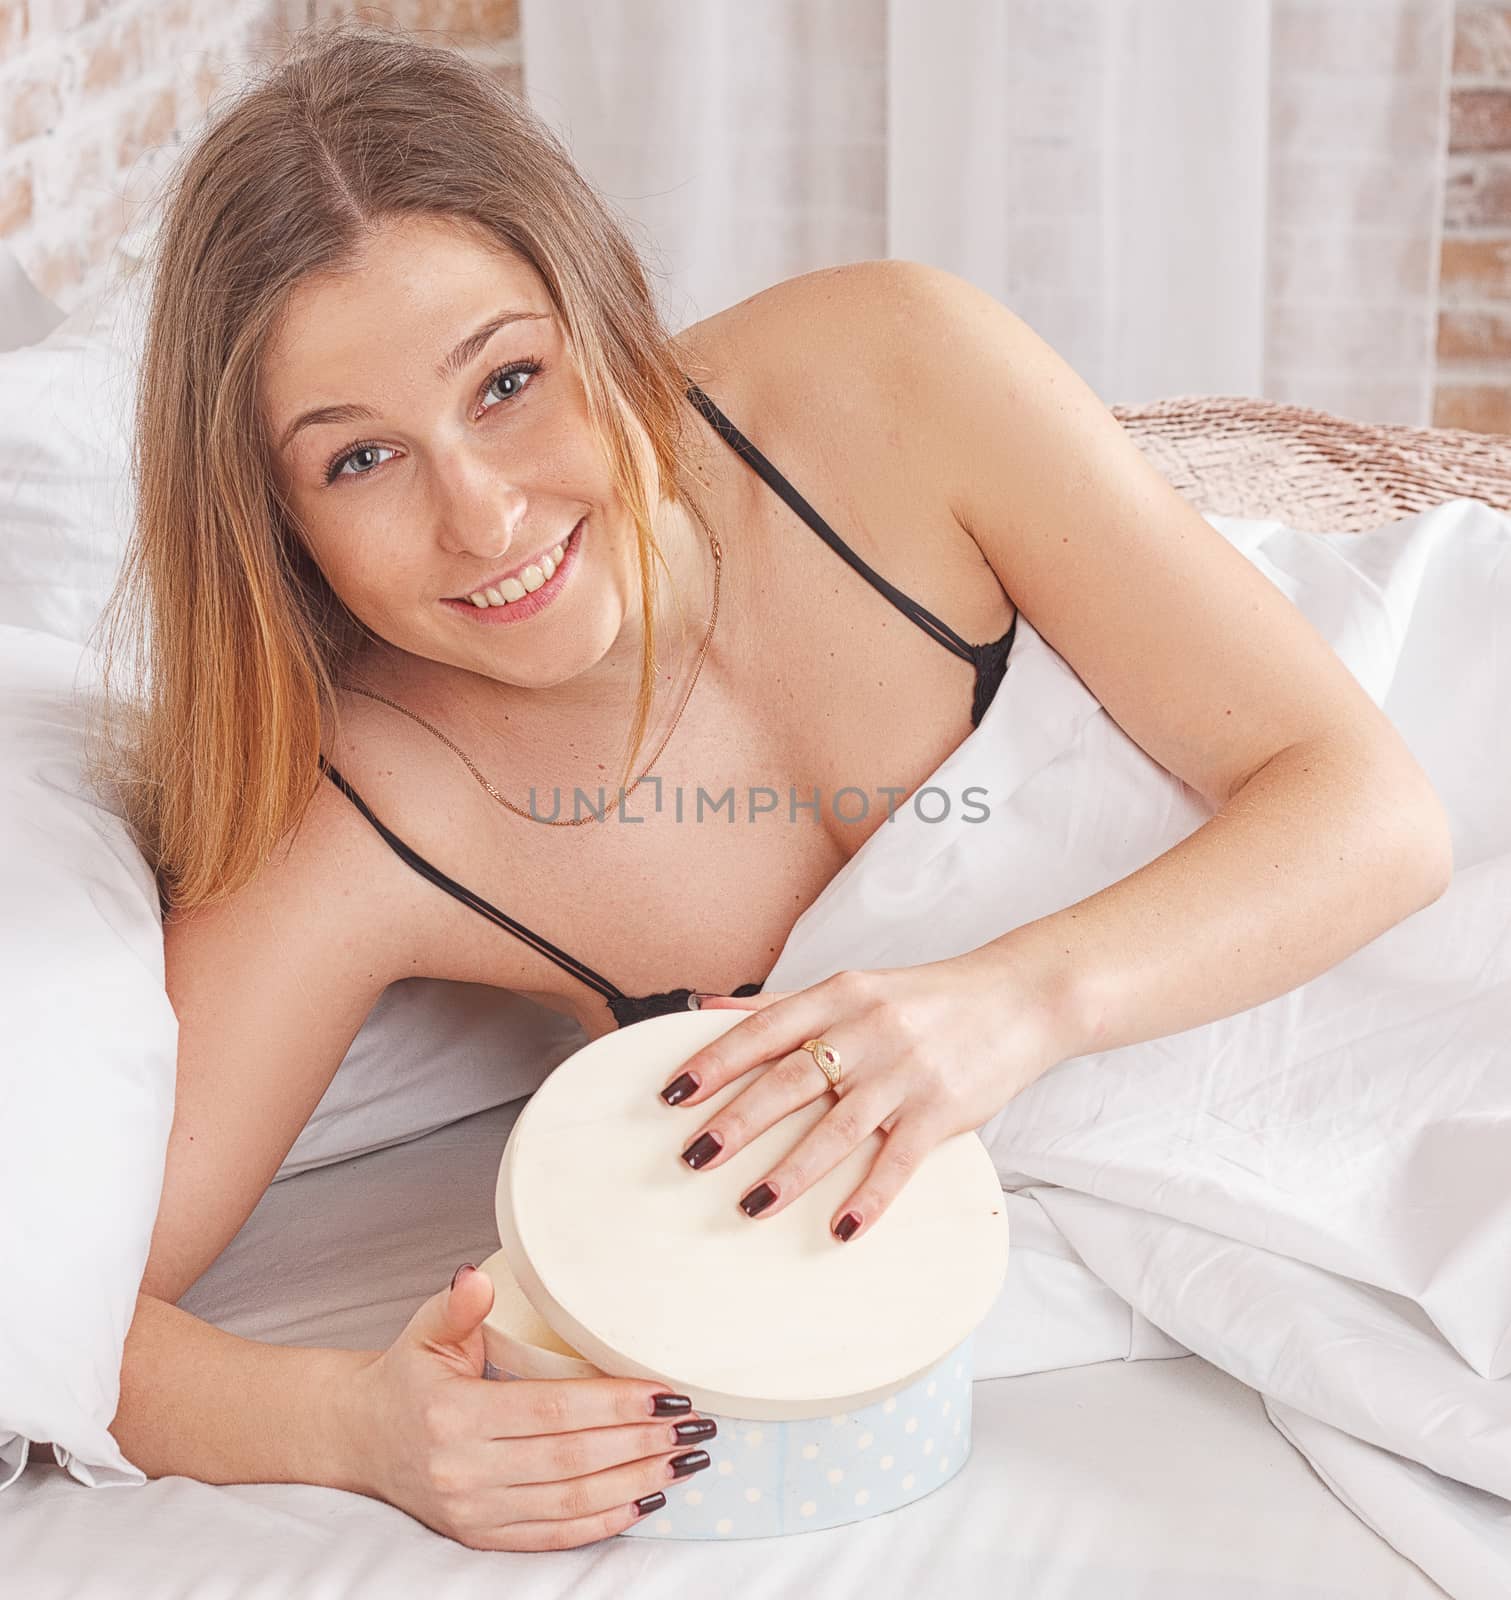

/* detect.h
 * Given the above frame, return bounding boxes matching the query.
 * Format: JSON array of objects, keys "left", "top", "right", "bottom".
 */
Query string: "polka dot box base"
[{"left": 484, "top": 1332, "right": 975, "bottom": 1541}]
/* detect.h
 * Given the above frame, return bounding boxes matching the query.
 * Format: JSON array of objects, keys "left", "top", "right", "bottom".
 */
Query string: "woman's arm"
[
  {"left": 112, "top": 1294, "right": 373, "bottom": 1490},
  {"left": 833, "top": 260, "right": 1455, "bottom": 1056},
  {"left": 963, "top": 733, "right": 1453, "bottom": 1062},
  {"left": 112, "top": 777, "right": 429, "bottom": 1485}
]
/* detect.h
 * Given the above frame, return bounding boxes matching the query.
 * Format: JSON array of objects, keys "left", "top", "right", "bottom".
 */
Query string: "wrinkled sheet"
[
  {"left": 762, "top": 497, "right": 1511, "bottom": 1599},
  {"left": 1, "top": 1101, "right": 1445, "bottom": 1599}
]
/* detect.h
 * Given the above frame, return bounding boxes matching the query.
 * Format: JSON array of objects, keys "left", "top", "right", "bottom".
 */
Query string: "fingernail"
[
  {"left": 681, "top": 1131, "right": 722, "bottom": 1169},
  {"left": 651, "top": 1393, "right": 692, "bottom": 1416},
  {"left": 670, "top": 1450, "right": 711, "bottom": 1478},
  {"left": 740, "top": 1182, "right": 777, "bottom": 1217},
  {"left": 661, "top": 1071, "right": 698, "bottom": 1105},
  {"left": 451, "top": 1262, "right": 476, "bottom": 1290},
  {"left": 636, "top": 1491, "right": 667, "bottom": 1516},
  {"left": 688, "top": 993, "right": 719, "bottom": 1009},
  {"left": 835, "top": 1213, "right": 860, "bottom": 1242},
  {"left": 673, "top": 1417, "right": 718, "bottom": 1442}
]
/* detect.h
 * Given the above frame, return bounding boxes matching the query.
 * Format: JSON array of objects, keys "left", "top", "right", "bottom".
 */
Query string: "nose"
[{"left": 433, "top": 455, "right": 529, "bottom": 562}]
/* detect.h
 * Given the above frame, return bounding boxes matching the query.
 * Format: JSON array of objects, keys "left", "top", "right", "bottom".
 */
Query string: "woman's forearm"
[
  {"left": 971, "top": 734, "right": 1454, "bottom": 1061},
  {"left": 109, "top": 1291, "right": 376, "bottom": 1491}
]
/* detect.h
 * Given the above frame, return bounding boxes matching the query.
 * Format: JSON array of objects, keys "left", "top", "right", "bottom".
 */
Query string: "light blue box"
[{"left": 485, "top": 1330, "right": 975, "bottom": 1540}]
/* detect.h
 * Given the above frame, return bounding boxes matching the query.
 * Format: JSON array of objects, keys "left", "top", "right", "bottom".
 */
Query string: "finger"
[
  {"left": 689, "top": 990, "right": 788, "bottom": 1011},
  {"left": 469, "top": 1493, "right": 663, "bottom": 1552},
  {"left": 827, "top": 1115, "right": 944, "bottom": 1245},
  {"left": 672, "top": 1043, "right": 847, "bottom": 1178},
  {"left": 659, "top": 972, "right": 869, "bottom": 1106},
  {"left": 501, "top": 1435, "right": 712, "bottom": 1524},
  {"left": 732, "top": 1080, "right": 905, "bottom": 1223},
  {"left": 481, "top": 1376, "right": 698, "bottom": 1438},
  {"left": 491, "top": 1413, "right": 717, "bottom": 1490}
]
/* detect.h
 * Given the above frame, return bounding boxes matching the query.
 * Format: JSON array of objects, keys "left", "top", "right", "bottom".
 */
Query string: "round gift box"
[{"left": 479, "top": 1009, "right": 1009, "bottom": 1540}]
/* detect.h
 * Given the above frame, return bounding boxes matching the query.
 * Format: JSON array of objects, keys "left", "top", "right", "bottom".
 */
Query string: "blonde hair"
[{"left": 87, "top": 19, "right": 717, "bottom": 915}]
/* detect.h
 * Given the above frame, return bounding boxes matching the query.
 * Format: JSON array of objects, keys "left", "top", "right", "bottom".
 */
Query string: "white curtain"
[{"left": 519, "top": 0, "right": 1454, "bottom": 425}]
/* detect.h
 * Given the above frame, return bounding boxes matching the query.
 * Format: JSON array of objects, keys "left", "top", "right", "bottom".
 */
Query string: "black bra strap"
[
  {"left": 684, "top": 383, "right": 978, "bottom": 664},
  {"left": 318, "top": 755, "right": 627, "bottom": 1006}
]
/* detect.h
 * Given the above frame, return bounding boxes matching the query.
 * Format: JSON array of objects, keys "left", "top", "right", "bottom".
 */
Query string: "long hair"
[{"left": 86, "top": 19, "right": 717, "bottom": 914}]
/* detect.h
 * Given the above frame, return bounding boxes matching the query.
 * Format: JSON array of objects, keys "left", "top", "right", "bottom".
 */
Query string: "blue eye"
[
  {"left": 321, "top": 356, "right": 545, "bottom": 485},
  {"left": 479, "top": 359, "right": 542, "bottom": 412}
]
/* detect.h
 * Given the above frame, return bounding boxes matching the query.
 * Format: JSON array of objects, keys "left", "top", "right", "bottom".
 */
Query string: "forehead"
[{"left": 260, "top": 215, "right": 553, "bottom": 418}]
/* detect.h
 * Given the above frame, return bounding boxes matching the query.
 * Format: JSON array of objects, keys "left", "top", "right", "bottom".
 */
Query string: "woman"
[{"left": 91, "top": 23, "right": 1452, "bottom": 1552}]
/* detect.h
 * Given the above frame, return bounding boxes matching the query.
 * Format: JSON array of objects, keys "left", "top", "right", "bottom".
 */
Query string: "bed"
[{"left": 6, "top": 371, "right": 1509, "bottom": 1597}]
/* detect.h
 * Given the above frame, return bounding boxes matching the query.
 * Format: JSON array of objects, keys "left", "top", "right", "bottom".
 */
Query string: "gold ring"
[{"left": 800, "top": 1037, "right": 843, "bottom": 1090}]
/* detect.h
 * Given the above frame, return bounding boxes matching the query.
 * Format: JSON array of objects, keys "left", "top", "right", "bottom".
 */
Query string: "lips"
[{"left": 449, "top": 519, "right": 583, "bottom": 601}]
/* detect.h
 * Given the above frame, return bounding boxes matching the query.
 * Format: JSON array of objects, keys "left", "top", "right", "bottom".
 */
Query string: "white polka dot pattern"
[{"left": 622, "top": 1332, "right": 973, "bottom": 1540}]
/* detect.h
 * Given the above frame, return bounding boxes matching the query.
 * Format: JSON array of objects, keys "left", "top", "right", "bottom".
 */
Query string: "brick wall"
[
  {"left": 1438, "top": 3, "right": 1511, "bottom": 429},
  {"left": 0, "top": 0, "right": 519, "bottom": 314}
]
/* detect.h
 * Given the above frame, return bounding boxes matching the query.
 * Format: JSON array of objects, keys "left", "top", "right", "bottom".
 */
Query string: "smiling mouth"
[{"left": 449, "top": 519, "right": 584, "bottom": 604}]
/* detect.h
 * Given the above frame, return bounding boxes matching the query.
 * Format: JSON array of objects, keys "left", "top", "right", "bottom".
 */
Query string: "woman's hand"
[
  {"left": 339, "top": 1264, "right": 717, "bottom": 1549},
  {"left": 657, "top": 952, "right": 1073, "bottom": 1244}
]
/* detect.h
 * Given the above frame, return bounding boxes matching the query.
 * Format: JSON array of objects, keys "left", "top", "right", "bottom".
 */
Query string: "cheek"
[
  {"left": 353, "top": 543, "right": 425, "bottom": 612},
  {"left": 306, "top": 526, "right": 412, "bottom": 618}
]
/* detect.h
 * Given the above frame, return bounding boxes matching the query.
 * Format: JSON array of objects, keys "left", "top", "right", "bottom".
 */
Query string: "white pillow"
[
  {"left": 0, "top": 271, "right": 142, "bottom": 644},
  {"left": 0, "top": 623, "right": 177, "bottom": 1493},
  {"left": 276, "top": 981, "right": 584, "bottom": 1183}
]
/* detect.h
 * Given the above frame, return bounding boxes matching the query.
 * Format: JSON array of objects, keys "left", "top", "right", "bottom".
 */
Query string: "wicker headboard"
[{"left": 1112, "top": 396, "right": 1511, "bottom": 532}]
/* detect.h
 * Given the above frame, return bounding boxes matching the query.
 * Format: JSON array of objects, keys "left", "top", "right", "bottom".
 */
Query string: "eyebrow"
[{"left": 275, "top": 308, "right": 552, "bottom": 454}]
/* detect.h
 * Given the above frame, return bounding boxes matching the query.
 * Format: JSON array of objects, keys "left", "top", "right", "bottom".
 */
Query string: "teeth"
[{"left": 463, "top": 537, "right": 568, "bottom": 608}]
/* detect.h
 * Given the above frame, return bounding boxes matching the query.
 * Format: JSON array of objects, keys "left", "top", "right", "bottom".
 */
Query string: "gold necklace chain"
[{"left": 343, "top": 521, "right": 723, "bottom": 827}]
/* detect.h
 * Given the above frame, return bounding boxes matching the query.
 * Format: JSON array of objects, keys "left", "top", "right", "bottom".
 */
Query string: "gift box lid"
[{"left": 489, "top": 1009, "right": 1009, "bottom": 1421}]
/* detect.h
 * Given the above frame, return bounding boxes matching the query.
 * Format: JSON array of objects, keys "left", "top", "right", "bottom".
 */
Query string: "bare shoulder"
[
  {"left": 671, "top": 261, "right": 1015, "bottom": 628},
  {"left": 673, "top": 259, "right": 924, "bottom": 407},
  {"left": 166, "top": 737, "right": 433, "bottom": 989},
  {"left": 672, "top": 259, "right": 978, "bottom": 496}
]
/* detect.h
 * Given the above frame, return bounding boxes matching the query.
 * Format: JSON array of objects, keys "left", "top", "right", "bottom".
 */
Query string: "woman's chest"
[{"left": 422, "top": 500, "right": 1010, "bottom": 1040}]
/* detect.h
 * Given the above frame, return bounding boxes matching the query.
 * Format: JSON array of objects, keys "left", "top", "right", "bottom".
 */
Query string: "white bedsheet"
[{"left": 2, "top": 1100, "right": 1447, "bottom": 1599}]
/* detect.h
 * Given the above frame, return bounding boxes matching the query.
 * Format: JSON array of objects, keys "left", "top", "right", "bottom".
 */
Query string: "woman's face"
[{"left": 260, "top": 214, "right": 648, "bottom": 694}]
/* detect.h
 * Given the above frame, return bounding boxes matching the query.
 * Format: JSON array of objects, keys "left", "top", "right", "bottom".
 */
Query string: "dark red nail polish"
[
  {"left": 835, "top": 1213, "right": 860, "bottom": 1242},
  {"left": 636, "top": 1491, "right": 666, "bottom": 1516},
  {"left": 673, "top": 1417, "right": 718, "bottom": 1442},
  {"left": 740, "top": 1182, "right": 776, "bottom": 1217},
  {"left": 651, "top": 1393, "right": 692, "bottom": 1416},
  {"left": 662, "top": 1071, "right": 698, "bottom": 1106},
  {"left": 682, "top": 1131, "right": 721, "bottom": 1168},
  {"left": 451, "top": 1261, "right": 476, "bottom": 1290}
]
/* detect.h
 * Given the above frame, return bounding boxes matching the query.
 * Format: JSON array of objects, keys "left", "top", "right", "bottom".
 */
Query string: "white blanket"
[{"left": 762, "top": 497, "right": 1511, "bottom": 1600}]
